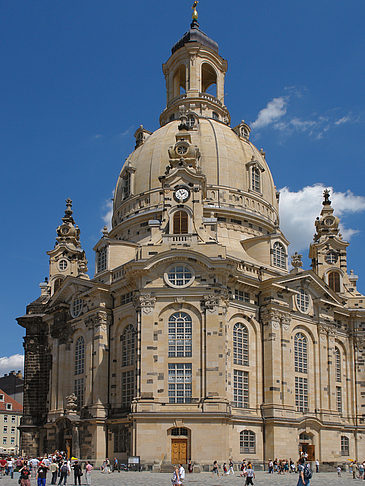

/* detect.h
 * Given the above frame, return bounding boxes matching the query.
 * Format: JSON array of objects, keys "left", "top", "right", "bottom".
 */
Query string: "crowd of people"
[{"left": 0, "top": 452, "right": 93, "bottom": 486}]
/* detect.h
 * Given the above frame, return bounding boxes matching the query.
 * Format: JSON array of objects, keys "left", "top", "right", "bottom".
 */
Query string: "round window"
[
  {"left": 71, "top": 298, "right": 83, "bottom": 318},
  {"left": 165, "top": 264, "right": 194, "bottom": 288},
  {"left": 58, "top": 259, "right": 68, "bottom": 271},
  {"left": 296, "top": 289, "right": 310, "bottom": 313},
  {"left": 176, "top": 145, "right": 188, "bottom": 156}
]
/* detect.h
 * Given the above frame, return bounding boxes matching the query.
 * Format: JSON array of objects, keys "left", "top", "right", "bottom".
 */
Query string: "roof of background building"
[{"left": 0, "top": 388, "right": 22, "bottom": 413}]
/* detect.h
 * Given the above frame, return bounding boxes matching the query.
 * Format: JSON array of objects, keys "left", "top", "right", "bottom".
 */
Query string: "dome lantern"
[{"left": 160, "top": 5, "right": 230, "bottom": 126}]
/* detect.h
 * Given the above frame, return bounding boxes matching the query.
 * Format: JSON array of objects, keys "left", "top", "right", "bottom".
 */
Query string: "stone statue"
[{"left": 65, "top": 393, "right": 78, "bottom": 413}]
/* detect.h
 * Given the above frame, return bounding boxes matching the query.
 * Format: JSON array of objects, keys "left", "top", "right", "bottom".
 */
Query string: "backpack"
[
  {"left": 61, "top": 465, "right": 68, "bottom": 474},
  {"left": 303, "top": 464, "right": 312, "bottom": 480}
]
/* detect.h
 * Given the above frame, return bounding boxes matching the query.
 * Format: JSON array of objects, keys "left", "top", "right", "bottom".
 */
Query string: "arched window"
[
  {"left": 329, "top": 271, "right": 340, "bottom": 293},
  {"left": 201, "top": 63, "right": 217, "bottom": 97},
  {"left": 121, "top": 325, "right": 136, "bottom": 408},
  {"left": 53, "top": 278, "right": 63, "bottom": 293},
  {"left": 341, "top": 436, "right": 349, "bottom": 456},
  {"left": 97, "top": 247, "right": 107, "bottom": 273},
  {"left": 294, "top": 333, "right": 307, "bottom": 373},
  {"left": 74, "top": 336, "right": 85, "bottom": 409},
  {"left": 240, "top": 430, "right": 256, "bottom": 454},
  {"left": 335, "top": 347, "right": 341, "bottom": 382},
  {"left": 173, "top": 64, "right": 186, "bottom": 97},
  {"left": 121, "top": 325, "right": 136, "bottom": 367},
  {"left": 168, "top": 312, "right": 192, "bottom": 357},
  {"left": 272, "top": 242, "right": 286, "bottom": 269},
  {"left": 173, "top": 211, "right": 188, "bottom": 234},
  {"left": 75, "top": 337, "right": 85, "bottom": 375},
  {"left": 251, "top": 167, "right": 260, "bottom": 193},
  {"left": 233, "top": 323, "right": 249, "bottom": 366}
]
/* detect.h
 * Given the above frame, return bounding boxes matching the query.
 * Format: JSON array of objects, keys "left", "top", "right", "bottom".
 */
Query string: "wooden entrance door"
[
  {"left": 171, "top": 439, "right": 187, "bottom": 464},
  {"left": 299, "top": 443, "right": 315, "bottom": 461}
]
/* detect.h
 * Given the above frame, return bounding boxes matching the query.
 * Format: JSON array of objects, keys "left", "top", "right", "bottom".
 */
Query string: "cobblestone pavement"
[{"left": 0, "top": 471, "right": 360, "bottom": 486}]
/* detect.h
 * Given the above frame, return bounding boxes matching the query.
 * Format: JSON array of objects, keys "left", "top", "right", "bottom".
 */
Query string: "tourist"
[
  {"left": 50, "top": 461, "right": 58, "bottom": 485},
  {"left": 19, "top": 464, "right": 31, "bottom": 486},
  {"left": 212, "top": 460, "right": 219, "bottom": 477},
  {"left": 172, "top": 465, "right": 181, "bottom": 485},
  {"left": 246, "top": 464, "right": 255, "bottom": 486},
  {"left": 315, "top": 459, "right": 319, "bottom": 473},
  {"left": 113, "top": 457, "right": 119, "bottom": 472},
  {"left": 85, "top": 461, "right": 93, "bottom": 486},
  {"left": 223, "top": 462, "right": 228, "bottom": 475},
  {"left": 36, "top": 462, "right": 48, "bottom": 486},
  {"left": 7, "top": 457, "right": 14, "bottom": 478},
  {"left": 337, "top": 465, "right": 341, "bottom": 476},
  {"left": 229, "top": 460, "right": 234, "bottom": 475},
  {"left": 178, "top": 463, "right": 185, "bottom": 485},
  {"left": 188, "top": 460, "right": 193, "bottom": 473},
  {"left": 72, "top": 461, "right": 83, "bottom": 485},
  {"left": 297, "top": 458, "right": 312, "bottom": 486},
  {"left": 58, "top": 462, "right": 69, "bottom": 485}
]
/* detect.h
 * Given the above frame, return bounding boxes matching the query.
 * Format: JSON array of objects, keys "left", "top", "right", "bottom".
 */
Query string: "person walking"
[
  {"left": 36, "top": 462, "right": 48, "bottom": 486},
  {"left": 19, "top": 464, "right": 31, "bottom": 486},
  {"left": 172, "top": 465, "right": 181, "bottom": 486},
  {"left": 50, "top": 461, "right": 59, "bottom": 485},
  {"left": 315, "top": 459, "right": 319, "bottom": 473},
  {"left": 85, "top": 461, "right": 93, "bottom": 486},
  {"left": 246, "top": 464, "right": 255, "bottom": 486},
  {"left": 212, "top": 460, "right": 219, "bottom": 477},
  {"left": 297, "top": 458, "right": 312, "bottom": 486},
  {"left": 58, "top": 462, "right": 69, "bottom": 486},
  {"left": 229, "top": 460, "right": 234, "bottom": 475},
  {"left": 73, "top": 461, "right": 83, "bottom": 486},
  {"left": 179, "top": 463, "right": 185, "bottom": 486}
]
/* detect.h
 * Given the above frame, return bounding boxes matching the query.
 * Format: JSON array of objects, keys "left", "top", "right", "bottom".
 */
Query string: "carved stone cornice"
[
  {"left": 84, "top": 310, "right": 111, "bottom": 331},
  {"left": 133, "top": 293, "right": 156, "bottom": 314},
  {"left": 201, "top": 289, "right": 229, "bottom": 313},
  {"left": 261, "top": 308, "right": 291, "bottom": 330}
]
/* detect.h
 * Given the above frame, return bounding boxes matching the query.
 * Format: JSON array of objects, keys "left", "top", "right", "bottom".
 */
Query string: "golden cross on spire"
[{"left": 192, "top": 1, "right": 199, "bottom": 21}]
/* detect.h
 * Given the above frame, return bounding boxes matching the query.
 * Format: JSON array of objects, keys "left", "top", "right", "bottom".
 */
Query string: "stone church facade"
[{"left": 17, "top": 11, "right": 365, "bottom": 469}]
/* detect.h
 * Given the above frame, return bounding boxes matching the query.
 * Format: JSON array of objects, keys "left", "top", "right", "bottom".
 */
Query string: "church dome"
[{"left": 112, "top": 118, "right": 279, "bottom": 232}]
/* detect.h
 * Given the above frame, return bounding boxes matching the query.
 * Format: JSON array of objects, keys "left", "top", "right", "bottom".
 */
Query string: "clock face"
[
  {"left": 174, "top": 187, "right": 190, "bottom": 203},
  {"left": 325, "top": 217, "right": 334, "bottom": 226}
]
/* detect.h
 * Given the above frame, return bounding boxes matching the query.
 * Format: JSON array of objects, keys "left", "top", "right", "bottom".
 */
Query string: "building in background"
[
  {"left": 17, "top": 6, "right": 365, "bottom": 469},
  {"left": 0, "top": 389, "right": 22, "bottom": 455},
  {"left": 0, "top": 371, "right": 24, "bottom": 406}
]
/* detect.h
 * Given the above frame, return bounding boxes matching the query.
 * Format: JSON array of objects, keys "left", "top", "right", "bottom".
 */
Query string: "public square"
[{"left": 0, "top": 470, "right": 359, "bottom": 486}]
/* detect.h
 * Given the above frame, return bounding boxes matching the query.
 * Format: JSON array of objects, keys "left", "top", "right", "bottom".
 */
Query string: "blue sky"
[{"left": 1, "top": 0, "right": 364, "bottom": 370}]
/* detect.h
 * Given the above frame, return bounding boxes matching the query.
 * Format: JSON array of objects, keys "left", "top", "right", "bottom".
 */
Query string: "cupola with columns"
[
  {"left": 160, "top": 3, "right": 230, "bottom": 126},
  {"left": 47, "top": 199, "right": 89, "bottom": 294}
]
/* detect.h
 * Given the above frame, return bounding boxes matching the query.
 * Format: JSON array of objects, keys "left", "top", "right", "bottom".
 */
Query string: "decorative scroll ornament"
[{"left": 133, "top": 293, "right": 156, "bottom": 314}]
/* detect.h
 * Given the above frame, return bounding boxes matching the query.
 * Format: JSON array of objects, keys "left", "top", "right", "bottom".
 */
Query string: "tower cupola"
[{"left": 160, "top": 2, "right": 230, "bottom": 126}]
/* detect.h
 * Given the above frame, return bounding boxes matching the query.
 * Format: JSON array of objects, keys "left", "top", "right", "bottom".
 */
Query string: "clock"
[
  {"left": 325, "top": 217, "right": 334, "bottom": 226},
  {"left": 174, "top": 186, "right": 190, "bottom": 203}
]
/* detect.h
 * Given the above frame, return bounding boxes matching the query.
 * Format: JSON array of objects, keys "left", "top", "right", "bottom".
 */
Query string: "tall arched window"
[
  {"left": 251, "top": 167, "right": 260, "bottom": 192},
  {"left": 168, "top": 312, "right": 192, "bottom": 357},
  {"left": 233, "top": 323, "right": 249, "bottom": 366},
  {"left": 173, "top": 211, "right": 188, "bottom": 234},
  {"left": 329, "top": 271, "right": 340, "bottom": 293},
  {"left": 74, "top": 336, "right": 85, "bottom": 409},
  {"left": 272, "top": 242, "right": 286, "bottom": 269},
  {"left": 121, "top": 325, "right": 136, "bottom": 367},
  {"left": 240, "top": 430, "right": 256, "bottom": 454},
  {"left": 294, "top": 333, "right": 308, "bottom": 412},
  {"left": 120, "top": 325, "right": 136, "bottom": 408},
  {"left": 75, "top": 337, "right": 85, "bottom": 375},
  {"left": 294, "top": 333, "right": 307, "bottom": 373},
  {"left": 335, "top": 347, "right": 341, "bottom": 382}
]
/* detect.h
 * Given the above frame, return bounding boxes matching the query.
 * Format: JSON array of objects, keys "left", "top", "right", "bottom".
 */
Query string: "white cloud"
[
  {"left": 251, "top": 89, "right": 355, "bottom": 139},
  {"left": 0, "top": 354, "right": 24, "bottom": 377},
  {"left": 279, "top": 184, "right": 365, "bottom": 255},
  {"left": 102, "top": 197, "right": 113, "bottom": 231},
  {"left": 335, "top": 116, "right": 351, "bottom": 125},
  {"left": 251, "top": 97, "right": 287, "bottom": 129}
]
